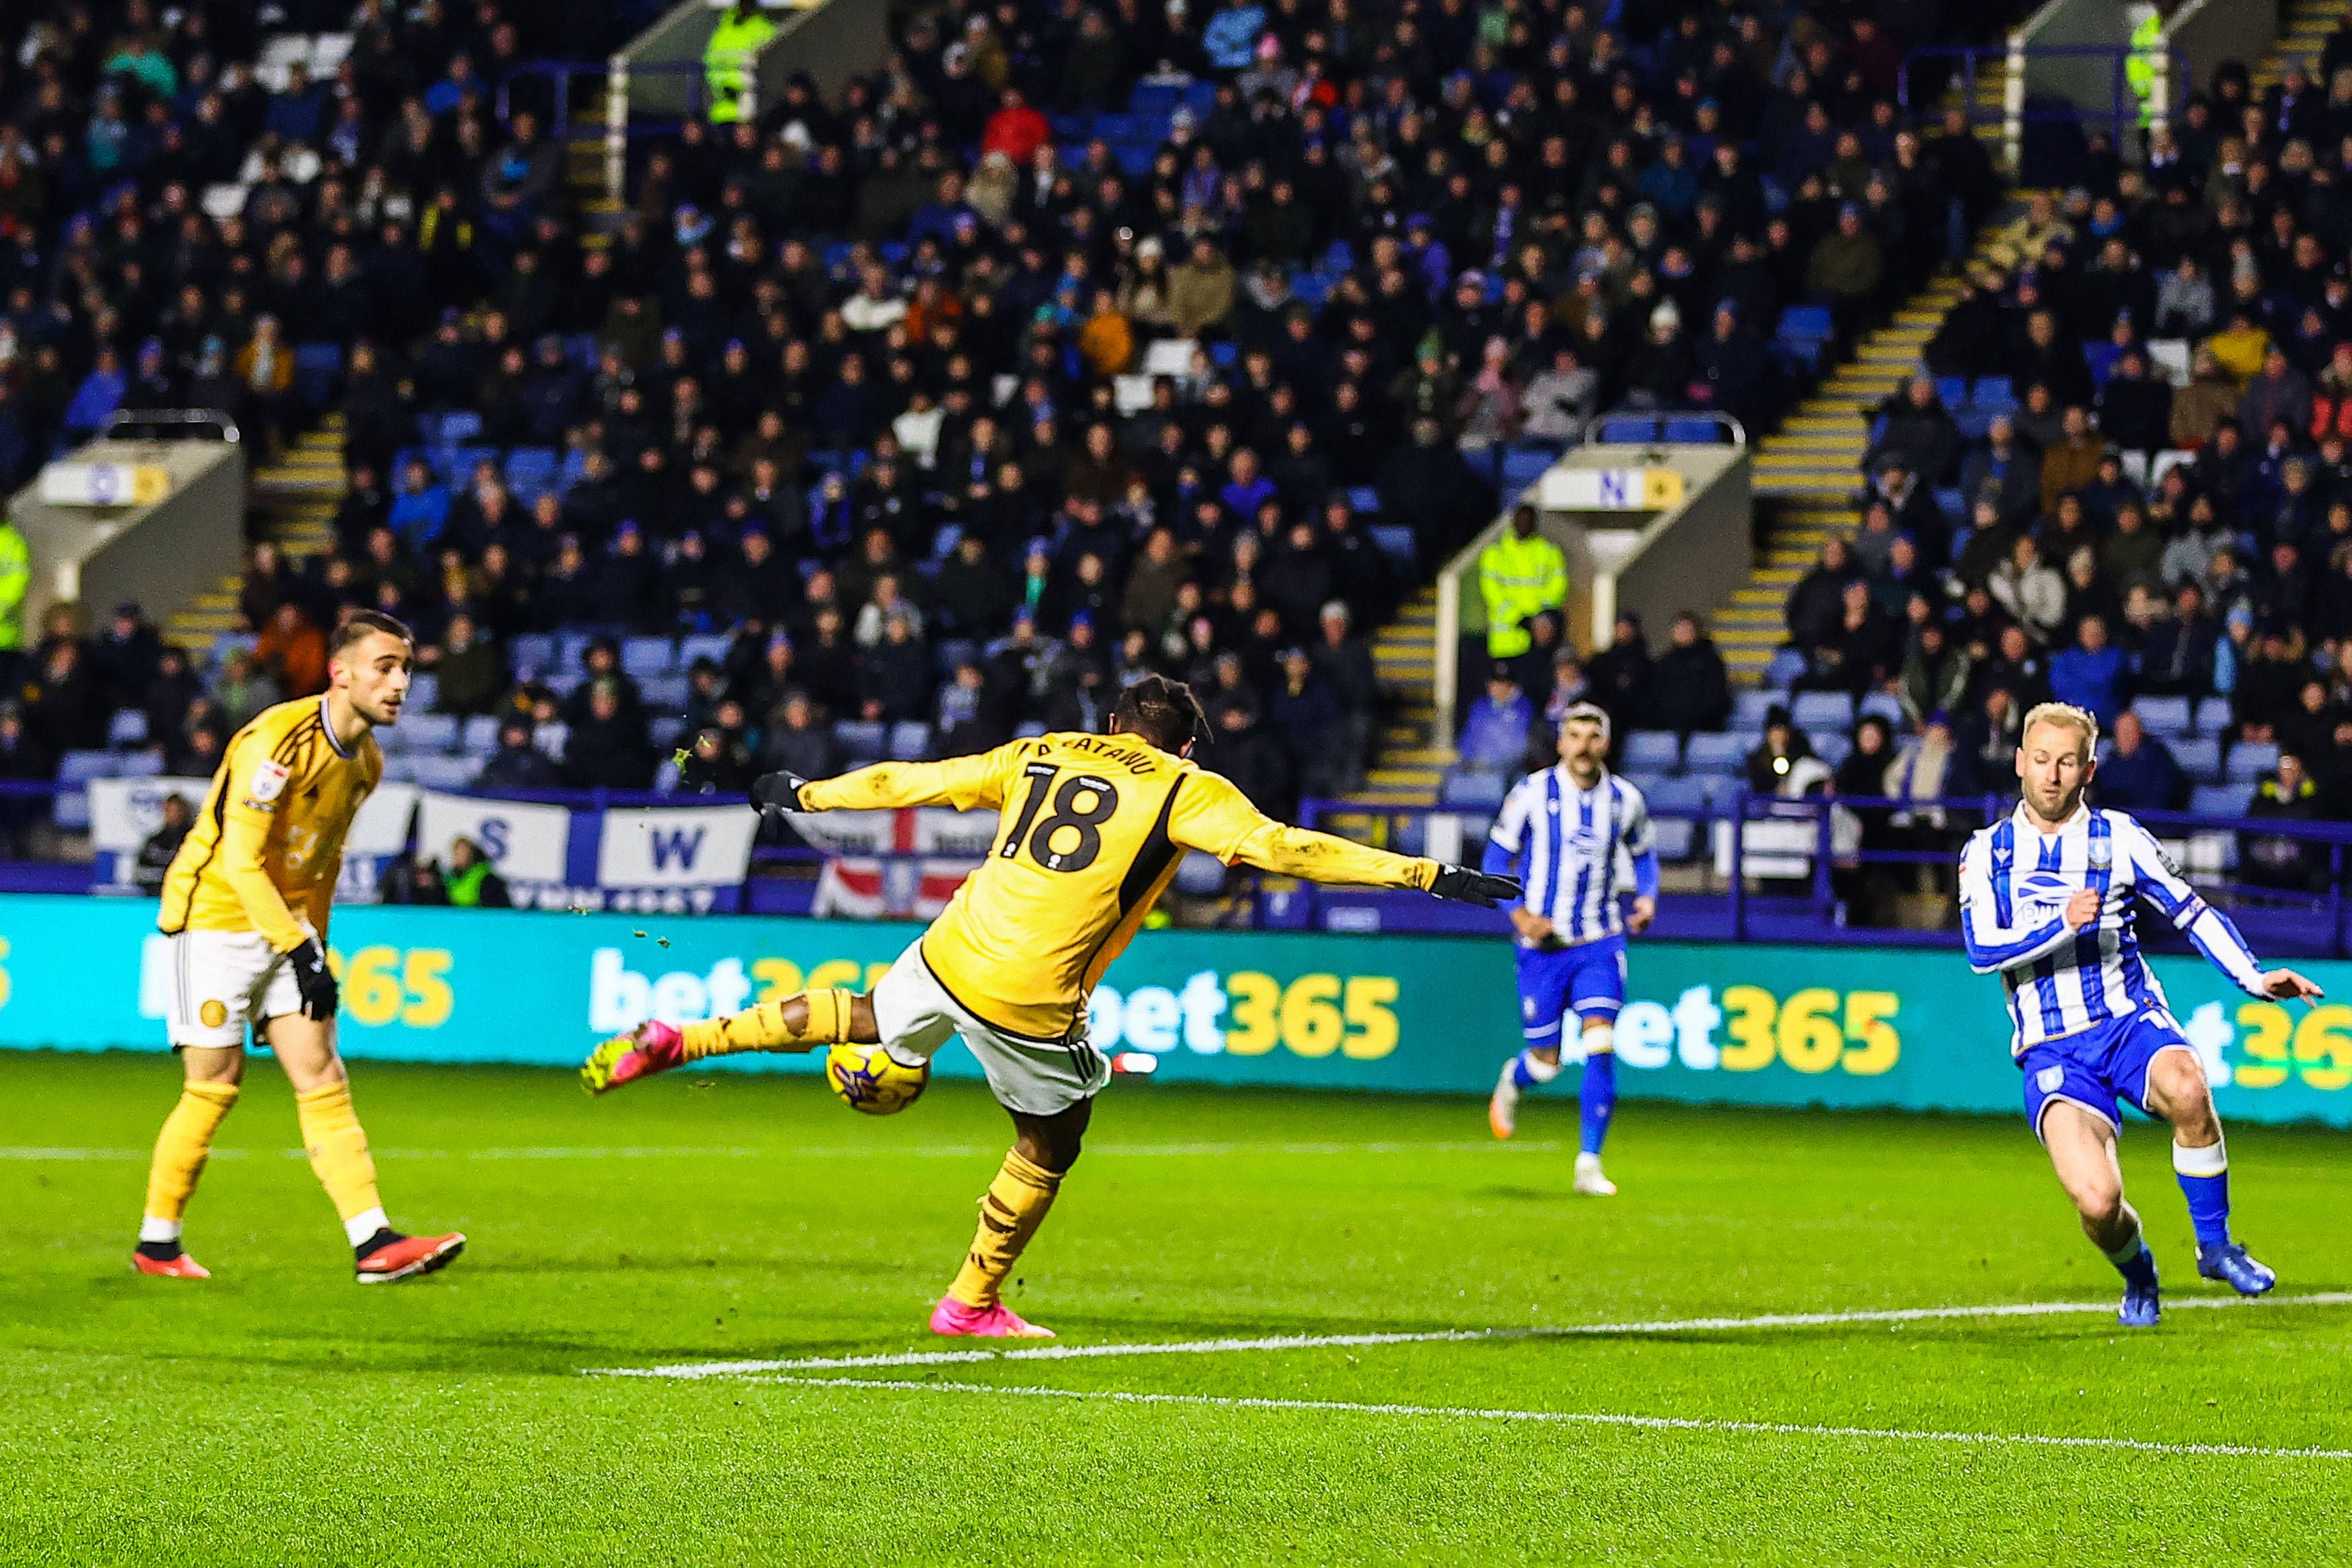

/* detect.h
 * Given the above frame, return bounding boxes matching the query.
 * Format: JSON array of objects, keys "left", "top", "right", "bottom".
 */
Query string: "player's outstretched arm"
[
  {"left": 2117, "top": 817, "right": 2281, "bottom": 996},
  {"left": 753, "top": 746, "right": 1017, "bottom": 821},
  {"left": 1171, "top": 771, "right": 1520, "bottom": 903}
]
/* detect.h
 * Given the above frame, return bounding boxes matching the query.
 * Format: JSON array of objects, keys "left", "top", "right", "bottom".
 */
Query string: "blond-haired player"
[
  {"left": 136, "top": 611, "right": 465, "bottom": 1284},
  {"left": 1959, "top": 701, "right": 2320, "bottom": 1325},
  {"left": 583, "top": 674, "right": 1520, "bottom": 1338}
]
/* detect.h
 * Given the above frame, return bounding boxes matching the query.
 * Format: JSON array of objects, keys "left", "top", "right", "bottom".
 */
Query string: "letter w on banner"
[{"left": 597, "top": 805, "right": 759, "bottom": 913}]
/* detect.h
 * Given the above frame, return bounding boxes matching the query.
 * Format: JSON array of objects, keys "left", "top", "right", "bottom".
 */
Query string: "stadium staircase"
[
  {"left": 1349, "top": 587, "right": 1447, "bottom": 809},
  {"left": 2253, "top": 0, "right": 2339, "bottom": 93},
  {"left": 161, "top": 417, "right": 344, "bottom": 656}
]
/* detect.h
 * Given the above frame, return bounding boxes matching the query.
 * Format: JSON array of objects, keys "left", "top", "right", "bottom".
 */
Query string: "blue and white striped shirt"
[
  {"left": 1958, "top": 803, "right": 2267, "bottom": 1054},
  {"left": 1485, "top": 766, "right": 1658, "bottom": 945}
]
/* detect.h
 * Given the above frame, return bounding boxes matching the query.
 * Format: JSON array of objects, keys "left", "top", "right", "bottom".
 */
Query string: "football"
[{"left": 825, "top": 1043, "right": 930, "bottom": 1115}]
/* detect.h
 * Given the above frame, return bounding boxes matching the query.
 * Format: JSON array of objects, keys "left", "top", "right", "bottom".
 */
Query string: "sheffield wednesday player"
[
  {"left": 1960, "top": 703, "right": 2322, "bottom": 1326},
  {"left": 138, "top": 611, "right": 465, "bottom": 1284},
  {"left": 1484, "top": 703, "right": 1657, "bottom": 1196},
  {"left": 581, "top": 676, "right": 1519, "bottom": 1338}
]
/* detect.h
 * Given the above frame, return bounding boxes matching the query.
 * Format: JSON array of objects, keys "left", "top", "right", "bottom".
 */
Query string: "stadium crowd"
[{"left": 0, "top": 0, "right": 2026, "bottom": 828}]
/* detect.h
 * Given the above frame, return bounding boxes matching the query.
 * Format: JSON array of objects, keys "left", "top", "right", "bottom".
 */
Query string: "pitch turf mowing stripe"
[
  {"left": 0, "top": 1139, "right": 1565, "bottom": 1162},
  {"left": 597, "top": 1293, "right": 2352, "bottom": 1379},
  {"left": 745, "top": 1374, "right": 2352, "bottom": 1464}
]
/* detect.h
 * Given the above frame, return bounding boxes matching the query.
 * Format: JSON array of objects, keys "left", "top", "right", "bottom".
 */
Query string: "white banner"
[
  {"left": 416, "top": 790, "right": 570, "bottom": 881},
  {"left": 597, "top": 805, "right": 759, "bottom": 889},
  {"left": 91, "top": 777, "right": 417, "bottom": 857}
]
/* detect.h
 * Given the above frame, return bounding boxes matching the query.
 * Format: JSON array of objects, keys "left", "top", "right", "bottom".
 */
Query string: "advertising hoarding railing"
[{"left": 6, "top": 896, "right": 2350, "bottom": 1129}]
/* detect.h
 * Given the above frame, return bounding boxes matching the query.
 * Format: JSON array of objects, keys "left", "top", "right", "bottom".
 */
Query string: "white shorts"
[
  {"left": 870, "top": 940, "right": 1110, "bottom": 1117},
  {"left": 162, "top": 929, "right": 310, "bottom": 1049}
]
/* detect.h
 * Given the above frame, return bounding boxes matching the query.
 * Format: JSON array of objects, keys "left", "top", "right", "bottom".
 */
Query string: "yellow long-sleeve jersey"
[
  {"left": 799, "top": 732, "right": 1438, "bottom": 1041},
  {"left": 159, "top": 696, "right": 383, "bottom": 951}
]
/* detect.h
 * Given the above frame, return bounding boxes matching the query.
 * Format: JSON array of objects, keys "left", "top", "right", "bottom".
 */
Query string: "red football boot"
[
  {"left": 353, "top": 1229, "right": 466, "bottom": 1284},
  {"left": 580, "top": 1020, "right": 688, "bottom": 1095},
  {"left": 131, "top": 1248, "right": 210, "bottom": 1279}
]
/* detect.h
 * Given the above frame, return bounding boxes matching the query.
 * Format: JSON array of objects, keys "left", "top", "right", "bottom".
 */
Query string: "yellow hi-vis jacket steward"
[
  {"left": 1478, "top": 527, "right": 1568, "bottom": 657},
  {"left": 0, "top": 520, "right": 26, "bottom": 652},
  {"left": 704, "top": 7, "right": 778, "bottom": 124},
  {"left": 2125, "top": 12, "right": 2164, "bottom": 128}
]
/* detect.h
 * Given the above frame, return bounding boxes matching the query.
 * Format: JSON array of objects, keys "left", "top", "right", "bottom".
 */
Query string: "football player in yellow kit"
[
  {"left": 138, "top": 611, "right": 466, "bottom": 1284},
  {"left": 583, "top": 675, "right": 1517, "bottom": 1337}
]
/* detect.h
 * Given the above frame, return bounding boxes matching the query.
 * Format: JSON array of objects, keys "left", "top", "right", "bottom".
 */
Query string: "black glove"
[
  {"left": 751, "top": 771, "right": 810, "bottom": 822},
  {"left": 1429, "top": 865, "right": 1523, "bottom": 908},
  {"left": 287, "top": 938, "right": 337, "bottom": 1021}
]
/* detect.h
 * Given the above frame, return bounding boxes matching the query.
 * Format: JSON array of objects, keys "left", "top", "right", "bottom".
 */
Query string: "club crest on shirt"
[
  {"left": 1564, "top": 827, "right": 1602, "bottom": 857},
  {"left": 247, "top": 758, "right": 290, "bottom": 808}
]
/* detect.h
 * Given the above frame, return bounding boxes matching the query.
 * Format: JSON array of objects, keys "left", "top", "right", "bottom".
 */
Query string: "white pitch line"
[
  {"left": 745, "top": 1374, "right": 2352, "bottom": 1463},
  {"left": 0, "top": 1139, "right": 1562, "bottom": 1164},
  {"left": 593, "top": 1292, "right": 2352, "bottom": 1380}
]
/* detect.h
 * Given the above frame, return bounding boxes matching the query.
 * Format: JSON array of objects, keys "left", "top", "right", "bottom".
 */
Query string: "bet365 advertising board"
[{"left": 1, "top": 894, "right": 2349, "bottom": 1127}]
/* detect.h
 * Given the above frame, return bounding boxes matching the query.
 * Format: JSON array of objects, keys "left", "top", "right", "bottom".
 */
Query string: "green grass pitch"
[{"left": 4, "top": 1048, "right": 2351, "bottom": 1565}]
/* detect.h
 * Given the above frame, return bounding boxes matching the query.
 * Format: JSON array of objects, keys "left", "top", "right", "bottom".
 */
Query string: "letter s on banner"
[{"left": 418, "top": 790, "right": 570, "bottom": 881}]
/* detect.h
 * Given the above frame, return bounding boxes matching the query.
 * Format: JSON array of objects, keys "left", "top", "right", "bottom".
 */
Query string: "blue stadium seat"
[
  {"left": 1933, "top": 377, "right": 1968, "bottom": 408},
  {"left": 116, "top": 752, "right": 165, "bottom": 779},
  {"left": 505, "top": 447, "right": 561, "bottom": 501},
  {"left": 406, "top": 672, "right": 438, "bottom": 712},
  {"left": 1646, "top": 775, "right": 1713, "bottom": 816},
  {"left": 1015, "top": 721, "right": 1047, "bottom": 739},
  {"left": 1622, "top": 730, "right": 1681, "bottom": 773},
  {"left": 1764, "top": 648, "right": 1808, "bottom": 687},
  {"left": 649, "top": 715, "right": 687, "bottom": 751},
  {"left": 620, "top": 636, "right": 676, "bottom": 679},
  {"left": 108, "top": 709, "right": 149, "bottom": 747},
  {"left": 1777, "top": 304, "right": 1833, "bottom": 342},
  {"left": 1347, "top": 486, "right": 1382, "bottom": 514},
  {"left": 1597, "top": 417, "right": 1656, "bottom": 443},
  {"left": 1501, "top": 443, "right": 1557, "bottom": 490},
  {"left": 460, "top": 715, "right": 501, "bottom": 752},
  {"left": 2190, "top": 783, "right": 2251, "bottom": 818},
  {"left": 678, "top": 634, "right": 733, "bottom": 668},
  {"left": 1968, "top": 376, "right": 2015, "bottom": 410},
  {"left": 562, "top": 332, "right": 600, "bottom": 370},
  {"left": 410, "top": 755, "right": 482, "bottom": 791},
  {"left": 638, "top": 675, "right": 690, "bottom": 711},
  {"left": 1857, "top": 691, "right": 1906, "bottom": 729},
  {"left": 1808, "top": 732, "right": 1852, "bottom": 769},
  {"left": 433, "top": 444, "right": 499, "bottom": 488},
  {"left": 835, "top": 720, "right": 887, "bottom": 763},
  {"left": 58, "top": 751, "right": 122, "bottom": 785},
  {"left": 378, "top": 756, "right": 419, "bottom": 784},
  {"left": 2133, "top": 696, "right": 2192, "bottom": 736},
  {"left": 508, "top": 634, "right": 555, "bottom": 677},
  {"left": 1662, "top": 418, "right": 1719, "bottom": 444},
  {"left": 427, "top": 410, "right": 483, "bottom": 445},
  {"left": 1790, "top": 691, "right": 1854, "bottom": 729},
  {"left": 2226, "top": 742, "right": 2281, "bottom": 783},
  {"left": 1683, "top": 732, "right": 1747, "bottom": 774},
  {"left": 1175, "top": 850, "right": 1228, "bottom": 895},
  {"left": 1368, "top": 525, "right": 1415, "bottom": 566},
  {"left": 1650, "top": 818, "right": 1696, "bottom": 861},
  {"left": 888, "top": 722, "right": 933, "bottom": 760},
  {"left": 1437, "top": 768, "right": 1508, "bottom": 810},
  {"left": 401, "top": 713, "right": 460, "bottom": 753},
  {"left": 1732, "top": 689, "right": 1782, "bottom": 730},
  {"left": 2193, "top": 696, "right": 2234, "bottom": 736},
  {"left": 2170, "top": 737, "right": 2222, "bottom": 781},
  {"left": 556, "top": 631, "right": 601, "bottom": 671},
  {"left": 653, "top": 756, "right": 684, "bottom": 794}
]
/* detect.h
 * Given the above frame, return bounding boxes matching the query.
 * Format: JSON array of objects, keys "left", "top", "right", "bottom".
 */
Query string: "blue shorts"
[
  {"left": 2017, "top": 1006, "right": 2197, "bottom": 1143},
  {"left": 1515, "top": 935, "right": 1626, "bottom": 1046}
]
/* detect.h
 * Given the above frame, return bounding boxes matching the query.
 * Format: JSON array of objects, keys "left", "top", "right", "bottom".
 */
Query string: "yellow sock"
[
  {"left": 947, "top": 1149, "right": 1063, "bottom": 1308},
  {"left": 294, "top": 1081, "right": 382, "bottom": 1229},
  {"left": 679, "top": 988, "right": 855, "bottom": 1061},
  {"left": 143, "top": 1082, "right": 239, "bottom": 1227}
]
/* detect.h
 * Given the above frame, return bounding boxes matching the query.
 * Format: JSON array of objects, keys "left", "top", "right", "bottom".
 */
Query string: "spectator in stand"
[
  {"left": 133, "top": 793, "right": 196, "bottom": 892},
  {"left": 2242, "top": 752, "right": 2325, "bottom": 891},
  {"left": 2097, "top": 711, "right": 2184, "bottom": 813},
  {"left": 1648, "top": 613, "right": 1731, "bottom": 736},
  {"left": 2049, "top": 615, "right": 2129, "bottom": 728},
  {"left": 477, "top": 717, "right": 562, "bottom": 791},
  {"left": 1587, "top": 615, "right": 1654, "bottom": 733},
  {"left": 1478, "top": 507, "right": 1567, "bottom": 660},
  {"left": 440, "top": 837, "right": 513, "bottom": 908},
  {"left": 1745, "top": 705, "right": 1817, "bottom": 795},
  {"left": 1459, "top": 664, "right": 1536, "bottom": 773}
]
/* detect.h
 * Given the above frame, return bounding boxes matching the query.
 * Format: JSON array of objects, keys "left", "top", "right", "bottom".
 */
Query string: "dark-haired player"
[
  {"left": 136, "top": 611, "right": 466, "bottom": 1284},
  {"left": 583, "top": 674, "right": 1518, "bottom": 1338}
]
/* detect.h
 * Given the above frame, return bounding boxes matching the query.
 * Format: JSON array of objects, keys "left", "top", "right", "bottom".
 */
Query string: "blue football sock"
[
  {"left": 2174, "top": 1140, "right": 2231, "bottom": 1248},
  {"left": 1509, "top": 1049, "right": 1560, "bottom": 1090},
  {"left": 1579, "top": 1049, "right": 1616, "bottom": 1156},
  {"left": 2101, "top": 1209, "right": 2158, "bottom": 1289}
]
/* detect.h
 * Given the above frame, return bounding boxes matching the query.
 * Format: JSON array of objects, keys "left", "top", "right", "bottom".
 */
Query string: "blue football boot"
[
  {"left": 2197, "top": 1241, "right": 2277, "bottom": 1296},
  {"left": 2117, "top": 1244, "right": 2161, "bottom": 1327}
]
